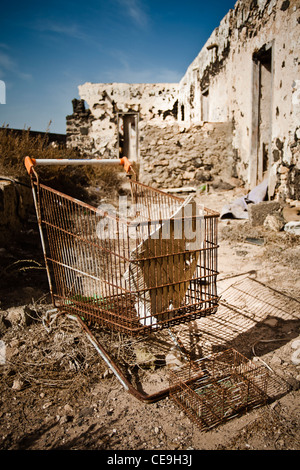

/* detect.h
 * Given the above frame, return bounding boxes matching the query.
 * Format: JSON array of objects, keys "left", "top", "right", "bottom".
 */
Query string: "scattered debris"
[
  {"left": 165, "top": 349, "right": 184, "bottom": 368},
  {"left": 248, "top": 200, "right": 282, "bottom": 227},
  {"left": 220, "top": 179, "right": 268, "bottom": 220},
  {"left": 12, "top": 377, "right": 24, "bottom": 391},
  {"left": 291, "top": 339, "right": 300, "bottom": 366},
  {"left": 245, "top": 237, "right": 265, "bottom": 246},
  {"left": 284, "top": 221, "right": 300, "bottom": 235},
  {"left": 165, "top": 186, "right": 197, "bottom": 193},
  {"left": 133, "top": 346, "right": 161, "bottom": 370}
]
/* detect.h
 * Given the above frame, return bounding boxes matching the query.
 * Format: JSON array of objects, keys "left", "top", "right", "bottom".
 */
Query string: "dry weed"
[{"left": 0, "top": 126, "right": 122, "bottom": 200}]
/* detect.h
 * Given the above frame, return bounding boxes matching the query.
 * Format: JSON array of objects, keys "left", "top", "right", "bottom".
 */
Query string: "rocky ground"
[{"left": 0, "top": 185, "right": 299, "bottom": 452}]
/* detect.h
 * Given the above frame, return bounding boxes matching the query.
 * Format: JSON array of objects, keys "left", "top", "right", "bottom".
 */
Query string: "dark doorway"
[
  {"left": 251, "top": 44, "right": 273, "bottom": 185},
  {"left": 201, "top": 88, "right": 209, "bottom": 121},
  {"left": 117, "top": 112, "right": 139, "bottom": 162}
]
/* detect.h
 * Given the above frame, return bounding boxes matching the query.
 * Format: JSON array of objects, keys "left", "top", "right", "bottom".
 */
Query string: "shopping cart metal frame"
[{"left": 25, "top": 156, "right": 220, "bottom": 402}]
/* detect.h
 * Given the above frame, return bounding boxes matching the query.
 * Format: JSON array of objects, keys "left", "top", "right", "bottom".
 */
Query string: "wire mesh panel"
[
  {"left": 35, "top": 178, "right": 219, "bottom": 335},
  {"left": 169, "top": 349, "right": 291, "bottom": 431}
]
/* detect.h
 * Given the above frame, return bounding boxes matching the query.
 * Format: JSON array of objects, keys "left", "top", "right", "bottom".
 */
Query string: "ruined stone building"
[{"left": 66, "top": 0, "right": 300, "bottom": 200}]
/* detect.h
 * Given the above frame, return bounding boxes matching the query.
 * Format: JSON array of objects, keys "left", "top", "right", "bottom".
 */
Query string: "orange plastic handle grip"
[
  {"left": 25, "top": 156, "right": 36, "bottom": 175},
  {"left": 119, "top": 157, "right": 131, "bottom": 173}
]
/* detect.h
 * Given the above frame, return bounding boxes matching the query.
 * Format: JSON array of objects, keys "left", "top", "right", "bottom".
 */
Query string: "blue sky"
[{"left": 0, "top": 0, "right": 236, "bottom": 134}]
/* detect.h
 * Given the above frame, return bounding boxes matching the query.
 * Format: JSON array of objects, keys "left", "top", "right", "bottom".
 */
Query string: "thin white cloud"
[
  {"left": 34, "top": 20, "right": 91, "bottom": 42},
  {"left": 103, "top": 54, "right": 182, "bottom": 83},
  {"left": 103, "top": 48, "right": 182, "bottom": 83},
  {"left": 0, "top": 51, "right": 15, "bottom": 71},
  {"left": 0, "top": 50, "right": 32, "bottom": 80},
  {"left": 0, "top": 43, "right": 11, "bottom": 50},
  {"left": 116, "top": 0, "right": 149, "bottom": 28}
]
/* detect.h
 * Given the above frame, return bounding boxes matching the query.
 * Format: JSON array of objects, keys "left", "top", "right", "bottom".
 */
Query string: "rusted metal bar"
[
  {"left": 71, "top": 313, "right": 206, "bottom": 403},
  {"left": 30, "top": 169, "right": 54, "bottom": 302},
  {"left": 168, "top": 348, "right": 290, "bottom": 431}
]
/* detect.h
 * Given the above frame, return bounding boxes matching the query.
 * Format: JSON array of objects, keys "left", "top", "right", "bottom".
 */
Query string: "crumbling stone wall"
[
  {"left": 66, "top": 99, "right": 95, "bottom": 155},
  {"left": 66, "top": 0, "right": 299, "bottom": 198},
  {"left": 139, "top": 122, "right": 235, "bottom": 188},
  {"left": 66, "top": 84, "right": 179, "bottom": 158},
  {"left": 180, "top": 0, "right": 300, "bottom": 199},
  {"left": 66, "top": 87, "right": 235, "bottom": 188}
]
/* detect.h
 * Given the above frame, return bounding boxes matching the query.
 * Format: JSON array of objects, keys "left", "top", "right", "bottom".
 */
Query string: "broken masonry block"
[{"left": 248, "top": 200, "right": 282, "bottom": 227}]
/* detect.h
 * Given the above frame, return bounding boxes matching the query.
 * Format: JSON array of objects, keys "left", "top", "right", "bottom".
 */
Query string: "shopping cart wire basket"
[{"left": 25, "top": 156, "right": 220, "bottom": 402}]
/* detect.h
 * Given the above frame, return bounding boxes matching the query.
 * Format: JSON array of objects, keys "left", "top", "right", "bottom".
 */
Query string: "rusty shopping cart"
[{"left": 25, "top": 156, "right": 220, "bottom": 402}]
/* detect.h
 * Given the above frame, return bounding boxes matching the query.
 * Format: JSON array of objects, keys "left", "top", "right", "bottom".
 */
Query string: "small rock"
[
  {"left": 59, "top": 415, "right": 71, "bottom": 424},
  {"left": 291, "top": 339, "right": 300, "bottom": 350},
  {"left": 263, "top": 213, "right": 285, "bottom": 231},
  {"left": 12, "top": 378, "right": 23, "bottom": 391},
  {"left": 42, "top": 402, "right": 52, "bottom": 409},
  {"left": 211, "top": 180, "right": 234, "bottom": 190},
  {"left": 284, "top": 221, "right": 300, "bottom": 235},
  {"left": 165, "top": 350, "right": 183, "bottom": 368},
  {"left": 79, "top": 406, "right": 94, "bottom": 418},
  {"left": 0, "top": 340, "right": 6, "bottom": 365},
  {"left": 103, "top": 368, "right": 114, "bottom": 379},
  {"left": 270, "top": 355, "right": 283, "bottom": 366},
  {"left": 248, "top": 201, "right": 281, "bottom": 227},
  {"left": 64, "top": 404, "right": 74, "bottom": 415},
  {"left": 285, "top": 377, "right": 299, "bottom": 391},
  {"left": 264, "top": 318, "right": 279, "bottom": 327},
  {"left": 6, "top": 307, "right": 23, "bottom": 325},
  {"left": 291, "top": 338, "right": 300, "bottom": 365},
  {"left": 291, "top": 349, "right": 300, "bottom": 366},
  {"left": 270, "top": 401, "right": 279, "bottom": 410},
  {"left": 23, "top": 305, "right": 39, "bottom": 326},
  {"left": 134, "top": 346, "right": 160, "bottom": 370}
]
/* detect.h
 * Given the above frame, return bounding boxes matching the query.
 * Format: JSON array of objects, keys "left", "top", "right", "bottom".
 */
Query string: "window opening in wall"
[
  {"left": 207, "top": 43, "right": 218, "bottom": 63},
  {"left": 201, "top": 88, "right": 209, "bottom": 121},
  {"left": 117, "top": 112, "right": 139, "bottom": 162},
  {"left": 251, "top": 43, "right": 273, "bottom": 186}
]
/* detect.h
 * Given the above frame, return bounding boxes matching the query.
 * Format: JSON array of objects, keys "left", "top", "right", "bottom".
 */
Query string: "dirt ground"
[{"left": 0, "top": 184, "right": 299, "bottom": 452}]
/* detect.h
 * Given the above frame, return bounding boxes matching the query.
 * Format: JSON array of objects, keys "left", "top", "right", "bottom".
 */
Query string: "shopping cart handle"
[
  {"left": 25, "top": 156, "right": 36, "bottom": 175},
  {"left": 119, "top": 157, "right": 132, "bottom": 173},
  {"left": 25, "top": 156, "right": 132, "bottom": 175}
]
